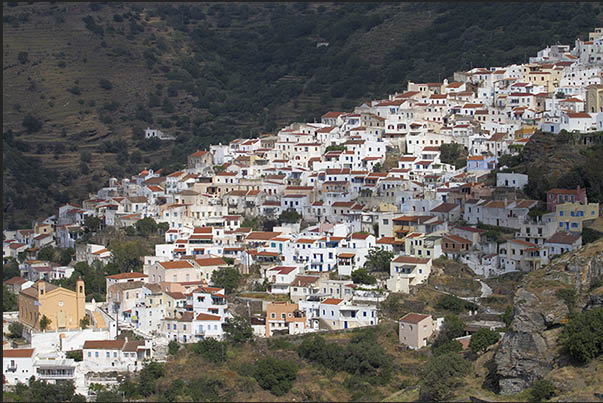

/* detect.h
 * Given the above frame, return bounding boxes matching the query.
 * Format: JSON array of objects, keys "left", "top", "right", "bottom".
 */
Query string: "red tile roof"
[
  {"left": 83, "top": 340, "right": 125, "bottom": 350},
  {"left": 158, "top": 261, "right": 194, "bottom": 270},
  {"left": 321, "top": 298, "right": 344, "bottom": 305},
  {"left": 400, "top": 313, "right": 431, "bottom": 324},
  {"left": 3, "top": 348, "right": 35, "bottom": 358}
]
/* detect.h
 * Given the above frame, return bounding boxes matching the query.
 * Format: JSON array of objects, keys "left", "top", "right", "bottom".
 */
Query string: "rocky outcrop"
[{"left": 495, "top": 240, "right": 603, "bottom": 395}]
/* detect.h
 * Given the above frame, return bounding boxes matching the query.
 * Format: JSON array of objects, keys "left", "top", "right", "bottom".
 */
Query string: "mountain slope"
[{"left": 3, "top": 2, "right": 603, "bottom": 228}]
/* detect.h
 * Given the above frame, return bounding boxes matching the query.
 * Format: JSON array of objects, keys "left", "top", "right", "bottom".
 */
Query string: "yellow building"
[
  {"left": 555, "top": 202, "right": 600, "bottom": 233},
  {"left": 18, "top": 279, "right": 86, "bottom": 331},
  {"left": 514, "top": 126, "right": 537, "bottom": 140},
  {"left": 522, "top": 64, "right": 562, "bottom": 93},
  {"left": 586, "top": 84, "right": 603, "bottom": 113}
]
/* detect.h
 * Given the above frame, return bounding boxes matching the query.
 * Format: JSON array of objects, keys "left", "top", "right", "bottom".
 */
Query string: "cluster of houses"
[{"left": 3, "top": 28, "right": 603, "bottom": 392}]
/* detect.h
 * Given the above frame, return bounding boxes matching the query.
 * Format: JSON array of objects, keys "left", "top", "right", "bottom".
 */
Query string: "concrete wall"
[{"left": 27, "top": 328, "right": 112, "bottom": 354}]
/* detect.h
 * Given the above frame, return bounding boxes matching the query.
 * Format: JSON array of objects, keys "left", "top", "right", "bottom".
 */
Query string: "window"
[
  {"left": 114, "top": 352, "right": 118, "bottom": 358},
  {"left": 88, "top": 352, "right": 91, "bottom": 358},
  {"left": 95, "top": 352, "right": 99, "bottom": 358}
]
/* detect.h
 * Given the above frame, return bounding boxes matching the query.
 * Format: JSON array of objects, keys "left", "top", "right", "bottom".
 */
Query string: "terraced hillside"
[{"left": 3, "top": 2, "right": 603, "bottom": 228}]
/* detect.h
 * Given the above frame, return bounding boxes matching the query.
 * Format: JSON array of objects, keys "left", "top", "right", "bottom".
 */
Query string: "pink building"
[{"left": 546, "top": 186, "right": 587, "bottom": 211}]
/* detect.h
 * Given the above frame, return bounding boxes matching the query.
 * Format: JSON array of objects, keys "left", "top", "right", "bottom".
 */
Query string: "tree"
[
  {"left": 162, "top": 97, "right": 175, "bottom": 113},
  {"left": 434, "top": 314, "right": 465, "bottom": 347},
  {"left": 440, "top": 143, "right": 467, "bottom": 168},
  {"left": 278, "top": 208, "right": 301, "bottom": 223},
  {"left": 253, "top": 356, "right": 298, "bottom": 396},
  {"left": 17, "top": 378, "right": 77, "bottom": 402},
  {"left": 138, "top": 361, "right": 165, "bottom": 397},
  {"left": 80, "top": 151, "right": 92, "bottom": 163},
  {"left": 558, "top": 307, "right": 603, "bottom": 364},
  {"left": 66, "top": 350, "right": 83, "bottom": 361},
  {"left": 168, "top": 340, "right": 179, "bottom": 355},
  {"left": 135, "top": 217, "right": 158, "bottom": 237},
  {"left": 96, "top": 388, "right": 123, "bottom": 402},
  {"left": 469, "top": 328, "right": 500, "bottom": 354},
  {"left": 4, "top": 285, "right": 19, "bottom": 311},
  {"left": 59, "top": 248, "right": 75, "bottom": 266},
  {"left": 84, "top": 216, "right": 102, "bottom": 232},
  {"left": 3, "top": 259, "right": 20, "bottom": 280},
  {"left": 529, "top": 379, "right": 556, "bottom": 402},
  {"left": 223, "top": 315, "right": 253, "bottom": 344},
  {"left": 157, "top": 222, "right": 170, "bottom": 235},
  {"left": 22, "top": 114, "right": 43, "bottom": 133},
  {"left": 119, "top": 377, "right": 137, "bottom": 401},
  {"left": 351, "top": 268, "right": 377, "bottom": 285},
  {"left": 432, "top": 339, "right": 463, "bottom": 356},
  {"left": 500, "top": 305, "right": 513, "bottom": 328},
  {"left": 372, "top": 162, "right": 383, "bottom": 172},
  {"left": 17, "top": 51, "right": 29, "bottom": 64},
  {"left": 211, "top": 267, "right": 241, "bottom": 293},
  {"left": 37, "top": 246, "right": 56, "bottom": 262},
  {"left": 130, "top": 150, "right": 142, "bottom": 163},
  {"left": 108, "top": 240, "right": 147, "bottom": 272},
  {"left": 435, "top": 294, "right": 477, "bottom": 314},
  {"left": 99, "top": 78, "right": 113, "bottom": 90},
  {"left": 191, "top": 338, "right": 226, "bottom": 363},
  {"left": 80, "top": 316, "right": 90, "bottom": 329},
  {"left": 363, "top": 248, "right": 394, "bottom": 272},
  {"left": 39, "top": 315, "right": 52, "bottom": 331},
  {"left": 8, "top": 321, "right": 24, "bottom": 339},
  {"left": 420, "top": 353, "right": 470, "bottom": 401}
]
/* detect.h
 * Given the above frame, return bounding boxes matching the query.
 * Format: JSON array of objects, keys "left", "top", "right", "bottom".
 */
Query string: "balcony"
[
  {"left": 37, "top": 369, "right": 75, "bottom": 379},
  {"left": 6, "top": 366, "right": 17, "bottom": 373}
]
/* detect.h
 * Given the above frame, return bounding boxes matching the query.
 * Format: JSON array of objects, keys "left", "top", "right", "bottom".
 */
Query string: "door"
[
  {"left": 57, "top": 310, "right": 65, "bottom": 328},
  {"left": 344, "top": 321, "right": 348, "bottom": 329}
]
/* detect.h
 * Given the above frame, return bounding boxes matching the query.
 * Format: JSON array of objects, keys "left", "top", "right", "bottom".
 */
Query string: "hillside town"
[{"left": 3, "top": 28, "right": 603, "bottom": 396}]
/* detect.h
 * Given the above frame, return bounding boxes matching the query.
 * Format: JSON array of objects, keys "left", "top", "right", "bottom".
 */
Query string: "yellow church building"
[{"left": 18, "top": 279, "right": 86, "bottom": 331}]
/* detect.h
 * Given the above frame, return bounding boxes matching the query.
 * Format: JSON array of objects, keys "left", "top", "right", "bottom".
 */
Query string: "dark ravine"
[{"left": 494, "top": 239, "right": 603, "bottom": 395}]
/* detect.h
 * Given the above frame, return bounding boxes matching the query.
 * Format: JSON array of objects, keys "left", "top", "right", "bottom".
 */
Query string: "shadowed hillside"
[{"left": 3, "top": 2, "right": 602, "bottom": 228}]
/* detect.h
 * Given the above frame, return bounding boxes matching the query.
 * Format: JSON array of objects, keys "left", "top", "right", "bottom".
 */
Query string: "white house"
[
  {"left": 82, "top": 339, "right": 152, "bottom": 373},
  {"left": 318, "top": 298, "right": 379, "bottom": 330},
  {"left": 386, "top": 256, "right": 432, "bottom": 293},
  {"left": 496, "top": 173, "right": 529, "bottom": 189},
  {"left": 3, "top": 348, "right": 35, "bottom": 385}
]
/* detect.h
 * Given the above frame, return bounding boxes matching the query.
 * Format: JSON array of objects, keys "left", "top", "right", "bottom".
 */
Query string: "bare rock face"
[{"left": 494, "top": 240, "right": 603, "bottom": 395}]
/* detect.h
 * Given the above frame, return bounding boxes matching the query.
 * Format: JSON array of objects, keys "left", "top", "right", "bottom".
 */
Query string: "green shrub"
[
  {"left": 529, "top": 379, "right": 556, "bottom": 402},
  {"left": 469, "top": 328, "right": 500, "bottom": 354},
  {"left": 66, "top": 350, "right": 83, "bottom": 362},
  {"left": 191, "top": 338, "right": 226, "bottom": 363},
  {"left": 555, "top": 287, "right": 576, "bottom": 312},
  {"left": 432, "top": 339, "right": 462, "bottom": 356},
  {"left": 211, "top": 266, "right": 241, "bottom": 293},
  {"left": 253, "top": 356, "right": 298, "bottom": 396},
  {"left": 435, "top": 294, "right": 477, "bottom": 314},
  {"left": 22, "top": 113, "right": 43, "bottom": 133},
  {"left": 558, "top": 307, "right": 603, "bottom": 364},
  {"left": 419, "top": 353, "right": 470, "bottom": 401},
  {"left": 351, "top": 268, "right": 377, "bottom": 285},
  {"left": 433, "top": 314, "right": 465, "bottom": 347},
  {"left": 8, "top": 321, "right": 24, "bottom": 339},
  {"left": 18, "top": 51, "right": 29, "bottom": 64},
  {"left": 167, "top": 340, "right": 179, "bottom": 355},
  {"left": 223, "top": 315, "right": 253, "bottom": 344},
  {"left": 67, "top": 86, "right": 82, "bottom": 95}
]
